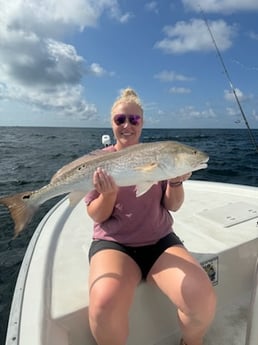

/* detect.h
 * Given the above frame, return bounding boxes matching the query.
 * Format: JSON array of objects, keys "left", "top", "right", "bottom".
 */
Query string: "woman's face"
[{"left": 111, "top": 102, "right": 143, "bottom": 150}]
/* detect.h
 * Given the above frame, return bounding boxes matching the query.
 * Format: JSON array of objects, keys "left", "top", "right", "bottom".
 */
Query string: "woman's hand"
[
  {"left": 87, "top": 168, "right": 118, "bottom": 223},
  {"left": 168, "top": 172, "right": 192, "bottom": 185},
  {"left": 164, "top": 172, "right": 192, "bottom": 212},
  {"left": 93, "top": 167, "right": 118, "bottom": 195}
]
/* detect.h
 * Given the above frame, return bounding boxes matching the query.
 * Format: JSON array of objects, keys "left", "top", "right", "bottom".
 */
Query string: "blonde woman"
[{"left": 85, "top": 88, "right": 216, "bottom": 345}]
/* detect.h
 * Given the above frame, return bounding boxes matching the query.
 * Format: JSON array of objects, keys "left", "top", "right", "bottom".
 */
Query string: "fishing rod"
[{"left": 200, "top": 8, "right": 258, "bottom": 152}]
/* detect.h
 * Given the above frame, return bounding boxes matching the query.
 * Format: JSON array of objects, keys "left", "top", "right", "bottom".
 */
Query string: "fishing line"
[{"left": 199, "top": 7, "right": 258, "bottom": 152}]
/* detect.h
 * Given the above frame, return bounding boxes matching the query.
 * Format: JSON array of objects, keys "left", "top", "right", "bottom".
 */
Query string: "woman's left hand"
[{"left": 168, "top": 172, "right": 192, "bottom": 185}]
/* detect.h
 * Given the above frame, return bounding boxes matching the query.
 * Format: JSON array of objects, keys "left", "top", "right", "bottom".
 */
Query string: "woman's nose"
[{"left": 122, "top": 120, "right": 129, "bottom": 127}]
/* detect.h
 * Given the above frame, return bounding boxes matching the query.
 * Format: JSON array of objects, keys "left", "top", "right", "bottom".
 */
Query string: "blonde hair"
[{"left": 111, "top": 88, "right": 143, "bottom": 115}]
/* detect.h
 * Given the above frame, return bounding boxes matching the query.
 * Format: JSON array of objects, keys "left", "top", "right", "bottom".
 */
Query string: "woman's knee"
[
  {"left": 89, "top": 281, "right": 120, "bottom": 320},
  {"left": 182, "top": 267, "right": 217, "bottom": 321},
  {"left": 89, "top": 275, "right": 137, "bottom": 324},
  {"left": 89, "top": 284, "right": 131, "bottom": 344}
]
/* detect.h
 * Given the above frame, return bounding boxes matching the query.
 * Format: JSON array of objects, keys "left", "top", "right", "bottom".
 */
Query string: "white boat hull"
[{"left": 5, "top": 181, "right": 258, "bottom": 345}]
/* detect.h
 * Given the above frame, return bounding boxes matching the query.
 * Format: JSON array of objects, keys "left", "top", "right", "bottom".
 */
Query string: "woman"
[{"left": 85, "top": 88, "right": 216, "bottom": 345}]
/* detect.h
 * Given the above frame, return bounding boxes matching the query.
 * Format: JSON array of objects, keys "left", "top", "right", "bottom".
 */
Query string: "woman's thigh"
[
  {"left": 89, "top": 249, "right": 142, "bottom": 310},
  {"left": 147, "top": 245, "right": 215, "bottom": 314}
]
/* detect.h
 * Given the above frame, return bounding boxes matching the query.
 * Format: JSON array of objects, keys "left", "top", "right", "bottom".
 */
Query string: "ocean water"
[{"left": 0, "top": 126, "right": 257, "bottom": 345}]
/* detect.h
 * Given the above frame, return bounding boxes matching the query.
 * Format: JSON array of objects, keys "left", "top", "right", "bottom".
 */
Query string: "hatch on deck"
[{"left": 198, "top": 202, "right": 258, "bottom": 227}]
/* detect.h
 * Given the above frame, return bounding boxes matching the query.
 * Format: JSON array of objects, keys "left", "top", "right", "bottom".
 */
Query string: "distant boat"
[{"left": 5, "top": 179, "right": 258, "bottom": 345}]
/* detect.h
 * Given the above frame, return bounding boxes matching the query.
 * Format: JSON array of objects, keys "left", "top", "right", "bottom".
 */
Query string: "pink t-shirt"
[{"left": 84, "top": 145, "right": 174, "bottom": 246}]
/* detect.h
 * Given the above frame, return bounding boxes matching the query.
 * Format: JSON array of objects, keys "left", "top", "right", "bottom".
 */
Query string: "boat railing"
[{"left": 245, "top": 256, "right": 258, "bottom": 345}]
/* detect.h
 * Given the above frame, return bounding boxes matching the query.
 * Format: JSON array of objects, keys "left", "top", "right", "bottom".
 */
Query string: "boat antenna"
[{"left": 199, "top": 7, "right": 258, "bottom": 152}]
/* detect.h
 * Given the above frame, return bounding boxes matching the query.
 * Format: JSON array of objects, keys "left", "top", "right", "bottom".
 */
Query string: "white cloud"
[
  {"left": 178, "top": 105, "right": 217, "bottom": 120},
  {"left": 226, "top": 107, "right": 239, "bottom": 117},
  {"left": 0, "top": 0, "right": 128, "bottom": 119},
  {"left": 154, "top": 70, "right": 193, "bottom": 82},
  {"left": 144, "top": 102, "right": 218, "bottom": 127},
  {"left": 249, "top": 31, "right": 258, "bottom": 40},
  {"left": 182, "top": 0, "right": 258, "bottom": 13},
  {"left": 0, "top": 38, "right": 85, "bottom": 88},
  {"left": 155, "top": 19, "right": 236, "bottom": 54},
  {"left": 224, "top": 88, "right": 246, "bottom": 102},
  {"left": 145, "top": 2, "right": 159, "bottom": 14},
  {"left": 168, "top": 87, "right": 191, "bottom": 94},
  {"left": 88, "top": 63, "right": 107, "bottom": 77},
  {"left": 252, "top": 109, "right": 258, "bottom": 121},
  {"left": 1, "top": 0, "right": 129, "bottom": 34},
  {"left": 118, "top": 12, "right": 134, "bottom": 23},
  {"left": 0, "top": 83, "right": 97, "bottom": 119}
]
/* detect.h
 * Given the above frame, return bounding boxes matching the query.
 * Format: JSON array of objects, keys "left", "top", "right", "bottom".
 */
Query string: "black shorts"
[{"left": 88, "top": 232, "right": 183, "bottom": 280}]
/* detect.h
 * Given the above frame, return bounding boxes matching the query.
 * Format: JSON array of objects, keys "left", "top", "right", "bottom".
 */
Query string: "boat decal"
[{"left": 201, "top": 257, "right": 218, "bottom": 286}]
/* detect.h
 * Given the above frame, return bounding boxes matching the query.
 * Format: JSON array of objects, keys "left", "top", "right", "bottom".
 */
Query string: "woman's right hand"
[
  {"left": 87, "top": 167, "right": 118, "bottom": 223},
  {"left": 93, "top": 167, "right": 118, "bottom": 195}
]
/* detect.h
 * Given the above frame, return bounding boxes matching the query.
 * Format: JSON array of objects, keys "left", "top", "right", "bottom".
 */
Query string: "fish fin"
[
  {"left": 68, "top": 191, "right": 86, "bottom": 206},
  {"left": 135, "top": 182, "right": 156, "bottom": 197},
  {"left": 0, "top": 192, "right": 38, "bottom": 237},
  {"left": 134, "top": 162, "right": 158, "bottom": 172}
]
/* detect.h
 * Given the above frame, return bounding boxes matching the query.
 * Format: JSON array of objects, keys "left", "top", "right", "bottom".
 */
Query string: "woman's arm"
[
  {"left": 87, "top": 168, "right": 118, "bottom": 223},
  {"left": 163, "top": 172, "right": 192, "bottom": 212}
]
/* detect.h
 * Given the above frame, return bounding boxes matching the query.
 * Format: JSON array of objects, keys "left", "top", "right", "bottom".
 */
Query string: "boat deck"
[{"left": 6, "top": 181, "right": 258, "bottom": 345}]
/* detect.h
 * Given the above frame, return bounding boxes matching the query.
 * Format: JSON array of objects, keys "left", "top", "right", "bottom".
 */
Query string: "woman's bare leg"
[
  {"left": 89, "top": 249, "right": 141, "bottom": 345},
  {"left": 148, "top": 245, "right": 216, "bottom": 345}
]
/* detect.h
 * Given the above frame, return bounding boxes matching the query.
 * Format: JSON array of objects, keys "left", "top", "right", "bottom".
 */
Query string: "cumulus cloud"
[
  {"left": 226, "top": 107, "right": 240, "bottom": 118},
  {"left": 224, "top": 88, "right": 246, "bottom": 102},
  {"left": 144, "top": 102, "right": 217, "bottom": 126},
  {"left": 155, "top": 19, "right": 236, "bottom": 54},
  {"left": 88, "top": 63, "right": 110, "bottom": 77},
  {"left": 178, "top": 105, "right": 216, "bottom": 120},
  {"left": 182, "top": 0, "right": 258, "bottom": 13},
  {"left": 0, "top": 0, "right": 128, "bottom": 119}
]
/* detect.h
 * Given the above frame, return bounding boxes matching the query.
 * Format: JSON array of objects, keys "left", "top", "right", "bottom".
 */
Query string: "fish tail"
[{"left": 0, "top": 191, "right": 37, "bottom": 236}]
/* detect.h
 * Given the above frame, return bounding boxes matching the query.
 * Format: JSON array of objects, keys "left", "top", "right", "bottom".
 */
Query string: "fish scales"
[{"left": 0, "top": 141, "right": 209, "bottom": 235}]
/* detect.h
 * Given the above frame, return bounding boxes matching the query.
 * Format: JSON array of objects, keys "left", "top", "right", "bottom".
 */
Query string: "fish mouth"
[
  {"left": 193, "top": 157, "right": 209, "bottom": 172},
  {"left": 200, "top": 162, "right": 208, "bottom": 169}
]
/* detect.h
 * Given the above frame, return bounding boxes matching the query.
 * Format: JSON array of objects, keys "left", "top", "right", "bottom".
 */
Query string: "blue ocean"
[{"left": 0, "top": 126, "right": 258, "bottom": 345}]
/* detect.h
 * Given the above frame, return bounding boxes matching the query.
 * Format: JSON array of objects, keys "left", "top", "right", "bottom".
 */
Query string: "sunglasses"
[{"left": 113, "top": 114, "right": 142, "bottom": 126}]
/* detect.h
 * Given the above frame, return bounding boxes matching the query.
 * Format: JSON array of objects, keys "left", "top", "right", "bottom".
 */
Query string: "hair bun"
[
  {"left": 111, "top": 87, "right": 143, "bottom": 115},
  {"left": 121, "top": 88, "right": 138, "bottom": 98}
]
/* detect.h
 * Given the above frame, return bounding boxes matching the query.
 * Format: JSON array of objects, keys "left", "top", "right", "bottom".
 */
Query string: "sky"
[{"left": 1, "top": 0, "right": 258, "bottom": 129}]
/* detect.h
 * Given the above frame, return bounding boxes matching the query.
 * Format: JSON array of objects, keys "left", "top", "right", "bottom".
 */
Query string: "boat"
[{"left": 4, "top": 178, "right": 258, "bottom": 345}]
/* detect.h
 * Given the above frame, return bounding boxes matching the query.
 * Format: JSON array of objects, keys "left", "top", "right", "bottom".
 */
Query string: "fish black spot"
[{"left": 22, "top": 194, "right": 31, "bottom": 200}]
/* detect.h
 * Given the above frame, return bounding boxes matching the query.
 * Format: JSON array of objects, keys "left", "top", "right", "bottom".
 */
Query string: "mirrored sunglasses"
[{"left": 113, "top": 114, "right": 142, "bottom": 126}]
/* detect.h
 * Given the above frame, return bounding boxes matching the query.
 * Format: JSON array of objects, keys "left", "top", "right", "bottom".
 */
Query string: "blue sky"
[{"left": 1, "top": 0, "right": 258, "bottom": 129}]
